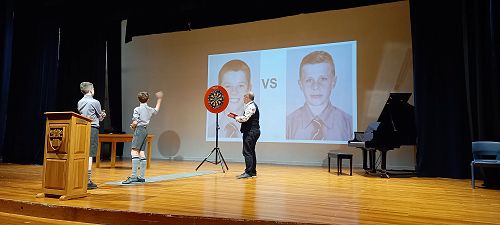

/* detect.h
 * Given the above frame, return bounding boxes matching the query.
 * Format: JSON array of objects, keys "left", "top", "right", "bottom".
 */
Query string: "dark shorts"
[
  {"left": 89, "top": 127, "right": 99, "bottom": 157},
  {"left": 131, "top": 126, "right": 148, "bottom": 151}
]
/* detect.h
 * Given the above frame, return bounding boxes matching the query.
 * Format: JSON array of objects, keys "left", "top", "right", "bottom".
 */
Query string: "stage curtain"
[
  {"left": 0, "top": 0, "right": 14, "bottom": 159},
  {"left": 1, "top": 2, "right": 122, "bottom": 164},
  {"left": 2, "top": 3, "right": 59, "bottom": 164},
  {"left": 411, "top": 0, "right": 500, "bottom": 178}
]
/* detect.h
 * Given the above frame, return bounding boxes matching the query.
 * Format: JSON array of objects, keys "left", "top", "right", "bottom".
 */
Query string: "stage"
[{"left": 0, "top": 160, "right": 499, "bottom": 225}]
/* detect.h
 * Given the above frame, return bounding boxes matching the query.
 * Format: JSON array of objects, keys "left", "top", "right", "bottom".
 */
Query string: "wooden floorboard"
[
  {"left": 0, "top": 160, "right": 499, "bottom": 224},
  {"left": 0, "top": 211, "right": 98, "bottom": 225}
]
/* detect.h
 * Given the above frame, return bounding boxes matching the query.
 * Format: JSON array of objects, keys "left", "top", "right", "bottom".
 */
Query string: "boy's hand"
[
  {"left": 130, "top": 120, "right": 138, "bottom": 130},
  {"left": 100, "top": 110, "right": 107, "bottom": 118},
  {"left": 155, "top": 91, "right": 164, "bottom": 99}
]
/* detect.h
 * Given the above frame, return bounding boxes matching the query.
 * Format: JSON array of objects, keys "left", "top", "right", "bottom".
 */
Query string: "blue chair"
[{"left": 471, "top": 141, "right": 500, "bottom": 189}]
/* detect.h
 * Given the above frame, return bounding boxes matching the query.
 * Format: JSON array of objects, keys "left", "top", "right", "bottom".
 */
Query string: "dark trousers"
[{"left": 242, "top": 129, "right": 260, "bottom": 176}]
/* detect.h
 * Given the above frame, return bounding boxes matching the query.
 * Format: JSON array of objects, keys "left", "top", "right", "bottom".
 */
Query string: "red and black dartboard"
[{"left": 204, "top": 85, "right": 229, "bottom": 114}]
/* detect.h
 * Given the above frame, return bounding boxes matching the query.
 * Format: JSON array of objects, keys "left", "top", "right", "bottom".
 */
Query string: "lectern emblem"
[{"left": 48, "top": 128, "right": 65, "bottom": 152}]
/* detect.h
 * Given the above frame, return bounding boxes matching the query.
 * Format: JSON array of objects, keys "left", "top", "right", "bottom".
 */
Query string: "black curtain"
[
  {"left": 1, "top": 2, "right": 122, "bottom": 164},
  {"left": 2, "top": 3, "right": 60, "bottom": 164},
  {"left": 56, "top": 19, "right": 122, "bottom": 133},
  {"left": 411, "top": 0, "right": 500, "bottom": 178},
  {"left": 0, "top": 0, "right": 14, "bottom": 160},
  {"left": 106, "top": 22, "right": 123, "bottom": 136},
  {"left": 464, "top": 0, "right": 500, "bottom": 141},
  {"left": 56, "top": 25, "right": 106, "bottom": 113}
]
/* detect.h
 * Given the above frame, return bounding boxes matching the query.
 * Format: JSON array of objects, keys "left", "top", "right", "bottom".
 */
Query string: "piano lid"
[{"left": 376, "top": 93, "right": 416, "bottom": 146}]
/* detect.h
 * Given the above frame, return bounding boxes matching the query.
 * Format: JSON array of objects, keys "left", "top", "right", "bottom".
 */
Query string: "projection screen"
[{"left": 206, "top": 41, "right": 357, "bottom": 144}]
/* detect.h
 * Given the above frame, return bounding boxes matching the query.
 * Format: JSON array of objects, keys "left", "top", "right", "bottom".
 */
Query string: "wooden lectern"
[{"left": 36, "top": 112, "right": 92, "bottom": 200}]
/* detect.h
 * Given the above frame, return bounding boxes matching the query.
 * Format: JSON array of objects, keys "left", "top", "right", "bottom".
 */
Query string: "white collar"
[{"left": 245, "top": 101, "right": 254, "bottom": 107}]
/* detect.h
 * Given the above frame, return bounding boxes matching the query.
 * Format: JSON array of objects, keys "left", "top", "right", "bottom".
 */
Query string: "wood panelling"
[{"left": 44, "top": 159, "right": 66, "bottom": 190}]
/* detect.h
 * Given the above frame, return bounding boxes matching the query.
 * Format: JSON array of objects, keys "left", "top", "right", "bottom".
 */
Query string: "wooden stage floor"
[{"left": 0, "top": 160, "right": 499, "bottom": 225}]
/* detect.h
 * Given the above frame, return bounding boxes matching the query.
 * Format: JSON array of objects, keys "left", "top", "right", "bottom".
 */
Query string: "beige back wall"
[{"left": 121, "top": 1, "right": 415, "bottom": 169}]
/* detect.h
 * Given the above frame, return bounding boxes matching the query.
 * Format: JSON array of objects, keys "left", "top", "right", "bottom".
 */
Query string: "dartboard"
[
  {"left": 204, "top": 85, "right": 229, "bottom": 113},
  {"left": 208, "top": 90, "right": 224, "bottom": 109}
]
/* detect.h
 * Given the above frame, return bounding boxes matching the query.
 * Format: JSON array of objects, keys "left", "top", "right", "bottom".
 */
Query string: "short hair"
[
  {"left": 246, "top": 91, "right": 255, "bottom": 101},
  {"left": 137, "top": 92, "right": 149, "bottom": 103},
  {"left": 80, "top": 82, "right": 94, "bottom": 94},
  {"left": 218, "top": 59, "right": 251, "bottom": 84},
  {"left": 299, "top": 51, "right": 335, "bottom": 79}
]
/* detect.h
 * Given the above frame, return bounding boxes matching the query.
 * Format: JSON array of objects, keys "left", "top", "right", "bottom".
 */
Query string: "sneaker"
[
  {"left": 87, "top": 180, "right": 98, "bottom": 189},
  {"left": 136, "top": 177, "right": 146, "bottom": 183},
  {"left": 235, "top": 172, "right": 246, "bottom": 178},
  {"left": 237, "top": 173, "right": 252, "bottom": 179},
  {"left": 122, "top": 177, "right": 138, "bottom": 184}
]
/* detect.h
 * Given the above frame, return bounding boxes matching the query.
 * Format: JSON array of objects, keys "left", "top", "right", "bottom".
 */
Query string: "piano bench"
[{"left": 328, "top": 152, "right": 353, "bottom": 176}]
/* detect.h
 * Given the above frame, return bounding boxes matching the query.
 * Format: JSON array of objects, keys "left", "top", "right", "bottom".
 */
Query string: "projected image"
[
  {"left": 207, "top": 41, "right": 356, "bottom": 144},
  {"left": 206, "top": 53, "right": 260, "bottom": 140},
  {"left": 286, "top": 49, "right": 353, "bottom": 142}
]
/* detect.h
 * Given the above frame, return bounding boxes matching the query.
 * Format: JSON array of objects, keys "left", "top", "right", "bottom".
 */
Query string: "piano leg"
[
  {"left": 380, "top": 150, "right": 389, "bottom": 178},
  {"left": 362, "top": 148, "right": 368, "bottom": 171},
  {"left": 369, "top": 149, "right": 376, "bottom": 174},
  {"left": 361, "top": 148, "right": 377, "bottom": 174}
]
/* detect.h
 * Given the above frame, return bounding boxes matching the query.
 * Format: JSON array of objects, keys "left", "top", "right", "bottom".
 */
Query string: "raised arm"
[{"left": 154, "top": 91, "right": 164, "bottom": 112}]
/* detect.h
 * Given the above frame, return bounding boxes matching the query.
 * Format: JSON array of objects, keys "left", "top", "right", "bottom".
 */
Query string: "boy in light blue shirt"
[
  {"left": 78, "top": 82, "right": 106, "bottom": 189},
  {"left": 122, "top": 91, "right": 163, "bottom": 184}
]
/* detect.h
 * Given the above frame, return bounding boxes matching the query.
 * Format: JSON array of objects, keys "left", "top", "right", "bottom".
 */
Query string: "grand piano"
[{"left": 348, "top": 93, "right": 417, "bottom": 178}]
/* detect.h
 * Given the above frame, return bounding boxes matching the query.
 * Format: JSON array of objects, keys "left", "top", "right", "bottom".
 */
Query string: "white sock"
[{"left": 88, "top": 157, "right": 93, "bottom": 182}]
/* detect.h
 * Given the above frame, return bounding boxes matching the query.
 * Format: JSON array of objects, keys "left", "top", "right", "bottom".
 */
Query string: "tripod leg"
[
  {"left": 219, "top": 154, "right": 226, "bottom": 173},
  {"left": 212, "top": 147, "right": 225, "bottom": 172},
  {"left": 196, "top": 148, "right": 216, "bottom": 171},
  {"left": 217, "top": 149, "right": 229, "bottom": 171},
  {"left": 195, "top": 158, "right": 208, "bottom": 171}
]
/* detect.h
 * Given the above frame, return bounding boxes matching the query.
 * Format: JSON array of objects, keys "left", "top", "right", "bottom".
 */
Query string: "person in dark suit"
[{"left": 228, "top": 91, "right": 260, "bottom": 179}]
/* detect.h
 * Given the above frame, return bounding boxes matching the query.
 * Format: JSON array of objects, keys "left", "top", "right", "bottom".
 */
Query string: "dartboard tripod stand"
[
  {"left": 198, "top": 85, "right": 230, "bottom": 173},
  {"left": 196, "top": 113, "right": 229, "bottom": 172}
]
